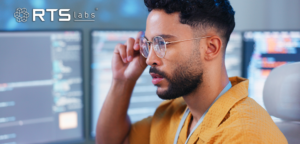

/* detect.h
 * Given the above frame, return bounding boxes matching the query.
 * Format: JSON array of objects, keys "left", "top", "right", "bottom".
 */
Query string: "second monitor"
[{"left": 243, "top": 31, "right": 300, "bottom": 111}]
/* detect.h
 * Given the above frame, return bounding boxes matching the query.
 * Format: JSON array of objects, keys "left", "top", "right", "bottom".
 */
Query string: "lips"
[
  {"left": 150, "top": 73, "right": 164, "bottom": 85},
  {"left": 150, "top": 73, "right": 163, "bottom": 78}
]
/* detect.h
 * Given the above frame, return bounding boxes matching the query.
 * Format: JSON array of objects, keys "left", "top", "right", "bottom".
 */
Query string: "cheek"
[
  {"left": 164, "top": 43, "right": 193, "bottom": 63},
  {"left": 161, "top": 44, "right": 195, "bottom": 78},
  {"left": 161, "top": 46, "right": 182, "bottom": 74}
]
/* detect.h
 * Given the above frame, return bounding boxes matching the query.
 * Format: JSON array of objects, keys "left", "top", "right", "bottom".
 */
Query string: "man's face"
[{"left": 145, "top": 10, "right": 205, "bottom": 100}]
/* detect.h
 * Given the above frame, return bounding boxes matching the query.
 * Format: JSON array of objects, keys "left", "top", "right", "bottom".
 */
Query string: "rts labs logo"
[
  {"left": 14, "top": 8, "right": 30, "bottom": 23},
  {"left": 13, "top": 7, "right": 97, "bottom": 23}
]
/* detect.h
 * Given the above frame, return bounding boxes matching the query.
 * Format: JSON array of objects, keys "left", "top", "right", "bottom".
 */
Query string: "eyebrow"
[{"left": 144, "top": 34, "right": 177, "bottom": 40}]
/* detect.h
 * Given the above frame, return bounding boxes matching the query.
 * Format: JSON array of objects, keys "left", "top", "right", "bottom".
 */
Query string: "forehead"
[{"left": 145, "top": 9, "right": 193, "bottom": 40}]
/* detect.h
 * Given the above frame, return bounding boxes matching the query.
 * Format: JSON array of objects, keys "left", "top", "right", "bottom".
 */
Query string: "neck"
[{"left": 183, "top": 63, "right": 229, "bottom": 122}]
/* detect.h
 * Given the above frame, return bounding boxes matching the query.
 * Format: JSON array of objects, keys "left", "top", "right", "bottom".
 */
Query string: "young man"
[{"left": 96, "top": 0, "right": 287, "bottom": 143}]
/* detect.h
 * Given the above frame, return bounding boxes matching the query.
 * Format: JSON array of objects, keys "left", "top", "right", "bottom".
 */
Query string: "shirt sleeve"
[{"left": 128, "top": 116, "right": 152, "bottom": 144}]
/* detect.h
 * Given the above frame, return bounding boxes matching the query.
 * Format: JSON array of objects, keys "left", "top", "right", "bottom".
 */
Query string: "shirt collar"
[
  {"left": 198, "top": 76, "right": 249, "bottom": 142},
  {"left": 213, "top": 81, "right": 232, "bottom": 105}
]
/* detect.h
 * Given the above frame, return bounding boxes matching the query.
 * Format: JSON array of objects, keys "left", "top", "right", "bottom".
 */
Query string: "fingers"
[
  {"left": 126, "top": 37, "right": 135, "bottom": 62},
  {"left": 114, "top": 31, "right": 144, "bottom": 64},
  {"left": 114, "top": 43, "right": 128, "bottom": 63},
  {"left": 134, "top": 31, "right": 144, "bottom": 51}
]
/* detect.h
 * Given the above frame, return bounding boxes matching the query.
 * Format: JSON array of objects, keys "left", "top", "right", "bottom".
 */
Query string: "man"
[{"left": 96, "top": 0, "right": 287, "bottom": 143}]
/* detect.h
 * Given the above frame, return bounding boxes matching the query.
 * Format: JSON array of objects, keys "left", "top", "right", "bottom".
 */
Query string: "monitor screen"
[
  {"left": 0, "top": 31, "right": 84, "bottom": 143},
  {"left": 91, "top": 30, "right": 243, "bottom": 137},
  {"left": 225, "top": 32, "right": 243, "bottom": 77},
  {"left": 243, "top": 31, "right": 300, "bottom": 110}
]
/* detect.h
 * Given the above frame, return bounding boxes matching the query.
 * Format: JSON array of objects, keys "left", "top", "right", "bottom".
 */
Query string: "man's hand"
[{"left": 112, "top": 31, "right": 147, "bottom": 82}]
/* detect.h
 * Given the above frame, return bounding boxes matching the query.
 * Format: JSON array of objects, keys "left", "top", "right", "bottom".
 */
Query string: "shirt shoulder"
[
  {"left": 153, "top": 97, "right": 187, "bottom": 121},
  {"left": 150, "top": 97, "right": 187, "bottom": 144},
  {"left": 129, "top": 98, "right": 187, "bottom": 144},
  {"left": 210, "top": 97, "right": 288, "bottom": 144},
  {"left": 129, "top": 116, "right": 152, "bottom": 144}
]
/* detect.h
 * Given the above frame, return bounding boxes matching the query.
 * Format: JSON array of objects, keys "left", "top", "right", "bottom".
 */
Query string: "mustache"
[{"left": 149, "top": 67, "right": 167, "bottom": 78}]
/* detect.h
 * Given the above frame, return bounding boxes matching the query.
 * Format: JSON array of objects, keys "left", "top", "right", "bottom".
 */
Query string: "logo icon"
[{"left": 14, "top": 8, "right": 29, "bottom": 23}]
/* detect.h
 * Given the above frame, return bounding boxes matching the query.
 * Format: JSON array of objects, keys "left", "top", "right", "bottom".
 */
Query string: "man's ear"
[{"left": 204, "top": 36, "right": 222, "bottom": 61}]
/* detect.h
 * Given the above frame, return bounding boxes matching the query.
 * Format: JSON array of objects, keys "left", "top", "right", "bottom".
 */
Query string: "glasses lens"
[
  {"left": 153, "top": 36, "right": 166, "bottom": 58},
  {"left": 140, "top": 38, "right": 149, "bottom": 58}
]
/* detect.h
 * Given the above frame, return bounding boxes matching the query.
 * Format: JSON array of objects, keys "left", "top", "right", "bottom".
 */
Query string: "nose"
[{"left": 146, "top": 44, "right": 163, "bottom": 67}]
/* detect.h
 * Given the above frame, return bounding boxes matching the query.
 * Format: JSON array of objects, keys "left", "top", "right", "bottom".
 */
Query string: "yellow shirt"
[{"left": 129, "top": 77, "right": 288, "bottom": 144}]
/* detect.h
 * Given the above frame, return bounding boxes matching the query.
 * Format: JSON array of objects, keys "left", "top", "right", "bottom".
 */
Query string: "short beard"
[{"left": 149, "top": 62, "right": 203, "bottom": 100}]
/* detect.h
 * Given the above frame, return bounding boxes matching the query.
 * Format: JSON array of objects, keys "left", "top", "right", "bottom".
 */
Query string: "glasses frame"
[{"left": 141, "top": 36, "right": 211, "bottom": 58}]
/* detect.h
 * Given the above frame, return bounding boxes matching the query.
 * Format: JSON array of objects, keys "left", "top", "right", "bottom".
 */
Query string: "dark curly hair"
[{"left": 144, "top": 0, "right": 235, "bottom": 47}]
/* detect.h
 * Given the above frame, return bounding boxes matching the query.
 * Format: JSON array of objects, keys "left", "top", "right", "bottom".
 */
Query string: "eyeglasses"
[{"left": 139, "top": 36, "right": 211, "bottom": 58}]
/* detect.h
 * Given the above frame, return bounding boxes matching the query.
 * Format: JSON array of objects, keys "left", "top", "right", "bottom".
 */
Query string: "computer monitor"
[
  {"left": 225, "top": 31, "right": 243, "bottom": 77},
  {"left": 243, "top": 31, "right": 300, "bottom": 110},
  {"left": 0, "top": 31, "right": 84, "bottom": 143},
  {"left": 91, "top": 30, "right": 243, "bottom": 137}
]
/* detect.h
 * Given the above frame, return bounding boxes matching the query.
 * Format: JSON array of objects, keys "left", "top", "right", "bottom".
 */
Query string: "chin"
[
  {"left": 156, "top": 87, "right": 175, "bottom": 100},
  {"left": 156, "top": 86, "right": 166, "bottom": 94}
]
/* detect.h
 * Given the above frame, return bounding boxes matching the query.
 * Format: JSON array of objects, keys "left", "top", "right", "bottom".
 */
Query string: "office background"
[{"left": 0, "top": 0, "right": 300, "bottom": 144}]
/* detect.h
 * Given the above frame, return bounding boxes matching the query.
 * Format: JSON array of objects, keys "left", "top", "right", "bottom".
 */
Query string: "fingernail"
[
  {"left": 123, "top": 58, "right": 127, "bottom": 63},
  {"left": 127, "top": 56, "right": 132, "bottom": 61},
  {"left": 134, "top": 44, "right": 139, "bottom": 49}
]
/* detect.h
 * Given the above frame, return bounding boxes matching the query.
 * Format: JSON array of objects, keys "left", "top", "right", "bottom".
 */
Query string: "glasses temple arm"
[{"left": 165, "top": 36, "right": 211, "bottom": 44}]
